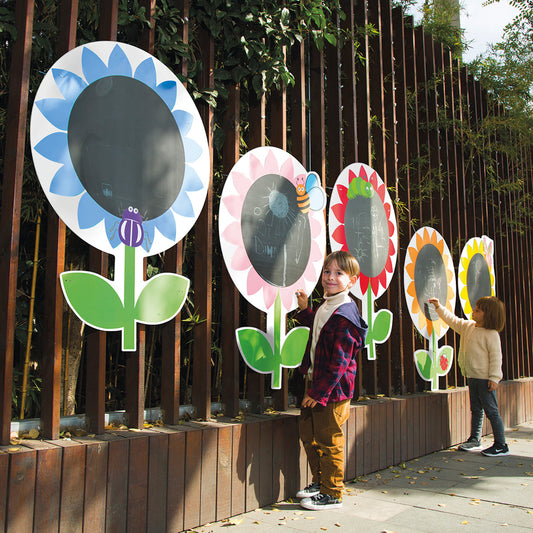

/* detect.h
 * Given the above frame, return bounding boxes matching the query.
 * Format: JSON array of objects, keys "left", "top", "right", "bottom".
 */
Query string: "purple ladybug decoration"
[{"left": 119, "top": 206, "right": 144, "bottom": 247}]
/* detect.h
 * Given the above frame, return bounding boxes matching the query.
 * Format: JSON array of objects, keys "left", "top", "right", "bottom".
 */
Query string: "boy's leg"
[
  {"left": 478, "top": 382, "right": 506, "bottom": 445},
  {"left": 467, "top": 378, "right": 485, "bottom": 441},
  {"left": 312, "top": 399, "right": 350, "bottom": 499},
  {"left": 299, "top": 406, "right": 321, "bottom": 483}
]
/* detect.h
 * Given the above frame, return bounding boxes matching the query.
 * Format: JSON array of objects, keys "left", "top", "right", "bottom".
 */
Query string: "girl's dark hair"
[
  {"left": 476, "top": 296, "right": 505, "bottom": 332},
  {"left": 324, "top": 250, "right": 360, "bottom": 277}
]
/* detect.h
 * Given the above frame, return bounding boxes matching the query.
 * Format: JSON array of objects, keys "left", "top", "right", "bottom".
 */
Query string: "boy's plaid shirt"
[{"left": 296, "top": 302, "right": 365, "bottom": 406}]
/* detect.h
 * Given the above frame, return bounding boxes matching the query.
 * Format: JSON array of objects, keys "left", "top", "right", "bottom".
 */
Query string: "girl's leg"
[
  {"left": 468, "top": 379, "right": 485, "bottom": 441},
  {"left": 478, "top": 383, "right": 506, "bottom": 445}
]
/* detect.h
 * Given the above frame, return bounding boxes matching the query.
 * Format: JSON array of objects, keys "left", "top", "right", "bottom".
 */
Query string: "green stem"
[
  {"left": 367, "top": 288, "right": 376, "bottom": 360},
  {"left": 431, "top": 330, "right": 438, "bottom": 390},
  {"left": 123, "top": 244, "right": 137, "bottom": 350},
  {"left": 272, "top": 289, "right": 282, "bottom": 388}
]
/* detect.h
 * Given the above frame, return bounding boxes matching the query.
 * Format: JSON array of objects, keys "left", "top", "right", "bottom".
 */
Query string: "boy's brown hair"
[
  {"left": 476, "top": 296, "right": 505, "bottom": 332},
  {"left": 324, "top": 250, "right": 360, "bottom": 278}
]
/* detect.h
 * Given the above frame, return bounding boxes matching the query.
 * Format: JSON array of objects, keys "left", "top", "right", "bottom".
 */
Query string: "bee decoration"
[
  {"left": 347, "top": 174, "right": 374, "bottom": 200},
  {"left": 119, "top": 206, "right": 144, "bottom": 247},
  {"left": 296, "top": 171, "right": 326, "bottom": 214}
]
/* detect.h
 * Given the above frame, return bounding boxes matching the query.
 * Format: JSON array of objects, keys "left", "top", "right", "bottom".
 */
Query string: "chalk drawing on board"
[
  {"left": 458, "top": 236, "right": 496, "bottom": 318},
  {"left": 329, "top": 163, "right": 398, "bottom": 360},
  {"left": 30, "top": 41, "right": 209, "bottom": 350},
  {"left": 219, "top": 147, "right": 327, "bottom": 388},
  {"left": 404, "top": 227, "right": 456, "bottom": 390}
]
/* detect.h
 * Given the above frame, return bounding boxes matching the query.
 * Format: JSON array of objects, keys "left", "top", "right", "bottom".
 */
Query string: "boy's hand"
[
  {"left": 301, "top": 393, "right": 317, "bottom": 408},
  {"left": 428, "top": 297, "right": 440, "bottom": 309},
  {"left": 295, "top": 289, "right": 309, "bottom": 311},
  {"left": 488, "top": 380, "right": 498, "bottom": 391}
]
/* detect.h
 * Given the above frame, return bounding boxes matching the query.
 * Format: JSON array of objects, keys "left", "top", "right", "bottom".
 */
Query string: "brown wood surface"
[{"left": 166, "top": 430, "right": 186, "bottom": 533}]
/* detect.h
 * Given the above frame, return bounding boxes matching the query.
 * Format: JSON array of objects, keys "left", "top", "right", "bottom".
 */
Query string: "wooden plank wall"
[{"left": 1, "top": 380, "right": 532, "bottom": 533}]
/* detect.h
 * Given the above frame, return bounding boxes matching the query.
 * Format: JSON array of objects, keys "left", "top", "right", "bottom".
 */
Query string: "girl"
[{"left": 429, "top": 296, "right": 508, "bottom": 456}]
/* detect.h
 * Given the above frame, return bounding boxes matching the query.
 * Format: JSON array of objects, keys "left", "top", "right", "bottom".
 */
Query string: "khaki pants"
[{"left": 299, "top": 398, "right": 350, "bottom": 499}]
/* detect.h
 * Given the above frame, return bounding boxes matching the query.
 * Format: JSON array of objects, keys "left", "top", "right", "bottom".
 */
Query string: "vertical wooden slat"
[
  {"left": 127, "top": 435, "right": 149, "bottom": 533},
  {"left": 345, "top": 408, "right": 356, "bottom": 481},
  {"left": 58, "top": 442, "right": 86, "bottom": 533},
  {"left": 41, "top": 0, "right": 78, "bottom": 441},
  {"left": 0, "top": 453, "right": 9, "bottom": 531},
  {"left": 83, "top": 441, "right": 108, "bottom": 533},
  {"left": 259, "top": 419, "right": 273, "bottom": 506},
  {"left": 166, "top": 431, "right": 186, "bottom": 533},
  {"left": 221, "top": 84, "right": 241, "bottom": 418},
  {"left": 231, "top": 424, "right": 246, "bottom": 516},
  {"left": 6, "top": 452, "right": 36, "bottom": 533},
  {"left": 106, "top": 438, "right": 129, "bottom": 533},
  {"left": 309, "top": 46, "right": 326, "bottom": 181},
  {"left": 245, "top": 420, "right": 261, "bottom": 511},
  {"left": 200, "top": 428, "right": 217, "bottom": 525},
  {"left": 0, "top": 0, "right": 34, "bottom": 445},
  {"left": 125, "top": 340, "right": 145, "bottom": 429},
  {"left": 33, "top": 445, "right": 62, "bottom": 533},
  {"left": 216, "top": 425, "right": 233, "bottom": 520},
  {"left": 183, "top": 429, "right": 202, "bottom": 530},
  {"left": 192, "top": 27, "right": 214, "bottom": 420},
  {"left": 355, "top": 405, "right": 364, "bottom": 475},
  {"left": 147, "top": 433, "right": 169, "bottom": 533}
]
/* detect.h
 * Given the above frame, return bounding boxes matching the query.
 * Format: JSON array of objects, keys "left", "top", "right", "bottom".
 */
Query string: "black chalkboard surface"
[
  {"left": 241, "top": 174, "right": 311, "bottom": 287},
  {"left": 68, "top": 75, "right": 185, "bottom": 221},
  {"left": 344, "top": 194, "right": 390, "bottom": 278},
  {"left": 414, "top": 243, "right": 449, "bottom": 321},
  {"left": 466, "top": 252, "right": 492, "bottom": 308}
]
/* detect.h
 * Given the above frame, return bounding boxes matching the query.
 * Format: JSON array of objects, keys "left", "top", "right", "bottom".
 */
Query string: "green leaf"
[
  {"left": 280, "top": 326, "right": 309, "bottom": 367},
  {"left": 236, "top": 327, "right": 274, "bottom": 373},
  {"left": 414, "top": 349, "right": 432, "bottom": 380},
  {"left": 60, "top": 271, "right": 124, "bottom": 329},
  {"left": 135, "top": 273, "right": 189, "bottom": 324},
  {"left": 372, "top": 309, "right": 393, "bottom": 344},
  {"left": 437, "top": 345, "right": 454, "bottom": 375}
]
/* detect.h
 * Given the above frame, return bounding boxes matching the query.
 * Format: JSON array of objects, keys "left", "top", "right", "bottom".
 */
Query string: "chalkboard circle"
[
  {"left": 466, "top": 253, "right": 492, "bottom": 308},
  {"left": 241, "top": 174, "right": 311, "bottom": 287},
  {"left": 68, "top": 75, "right": 185, "bottom": 221},
  {"left": 414, "top": 243, "right": 448, "bottom": 321},
  {"left": 344, "top": 195, "right": 390, "bottom": 278}
]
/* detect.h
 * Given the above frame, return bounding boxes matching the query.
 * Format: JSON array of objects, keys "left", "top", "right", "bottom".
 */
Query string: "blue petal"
[
  {"left": 156, "top": 80, "right": 177, "bottom": 110},
  {"left": 106, "top": 216, "right": 122, "bottom": 249},
  {"left": 134, "top": 58, "right": 157, "bottom": 88},
  {"left": 142, "top": 222, "right": 155, "bottom": 253},
  {"left": 173, "top": 110, "right": 194, "bottom": 136},
  {"left": 78, "top": 193, "right": 108, "bottom": 229},
  {"left": 36, "top": 98, "right": 73, "bottom": 131},
  {"left": 171, "top": 191, "right": 195, "bottom": 218},
  {"left": 34, "top": 132, "right": 70, "bottom": 163},
  {"left": 182, "top": 165, "right": 204, "bottom": 192},
  {"left": 82, "top": 47, "right": 110, "bottom": 84},
  {"left": 108, "top": 44, "right": 132, "bottom": 77},
  {"left": 50, "top": 165, "right": 84, "bottom": 196},
  {"left": 52, "top": 69, "right": 87, "bottom": 101},
  {"left": 151, "top": 209, "right": 176, "bottom": 242},
  {"left": 182, "top": 138, "right": 203, "bottom": 162}
]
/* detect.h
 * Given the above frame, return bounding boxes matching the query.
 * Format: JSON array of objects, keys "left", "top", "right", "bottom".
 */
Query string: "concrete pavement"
[{"left": 190, "top": 421, "right": 533, "bottom": 533}]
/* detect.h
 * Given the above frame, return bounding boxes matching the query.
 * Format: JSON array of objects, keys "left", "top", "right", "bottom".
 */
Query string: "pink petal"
[
  {"left": 263, "top": 284, "right": 277, "bottom": 309},
  {"left": 279, "top": 158, "right": 296, "bottom": 178},
  {"left": 249, "top": 152, "right": 265, "bottom": 177},
  {"left": 265, "top": 150, "right": 281, "bottom": 174},
  {"left": 247, "top": 268, "right": 264, "bottom": 295},
  {"left": 222, "top": 221, "right": 243, "bottom": 246},
  {"left": 281, "top": 288, "right": 295, "bottom": 311},
  {"left": 231, "top": 247, "right": 251, "bottom": 271},
  {"left": 223, "top": 195, "right": 243, "bottom": 219},
  {"left": 309, "top": 215, "right": 322, "bottom": 235},
  {"left": 232, "top": 171, "right": 251, "bottom": 193}
]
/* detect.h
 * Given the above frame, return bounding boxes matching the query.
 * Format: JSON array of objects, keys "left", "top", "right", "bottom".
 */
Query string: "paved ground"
[{"left": 190, "top": 421, "right": 533, "bottom": 533}]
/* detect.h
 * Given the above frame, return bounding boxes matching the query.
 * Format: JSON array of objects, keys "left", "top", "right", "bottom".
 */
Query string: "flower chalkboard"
[{"left": 30, "top": 42, "right": 210, "bottom": 350}]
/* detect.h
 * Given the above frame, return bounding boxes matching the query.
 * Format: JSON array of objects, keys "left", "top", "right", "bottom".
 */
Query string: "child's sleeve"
[
  {"left": 294, "top": 307, "right": 315, "bottom": 328},
  {"left": 435, "top": 305, "right": 472, "bottom": 335},
  {"left": 487, "top": 331, "right": 503, "bottom": 383}
]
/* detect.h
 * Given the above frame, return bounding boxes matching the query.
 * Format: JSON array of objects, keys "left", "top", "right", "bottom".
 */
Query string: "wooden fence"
[{"left": 1, "top": 1, "right": 533, "bottom": 527}]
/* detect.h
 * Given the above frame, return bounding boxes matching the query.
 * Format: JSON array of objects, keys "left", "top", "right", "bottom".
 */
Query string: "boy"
[{"left": 294, "top": 251, "right": 368, "bottom": 510}]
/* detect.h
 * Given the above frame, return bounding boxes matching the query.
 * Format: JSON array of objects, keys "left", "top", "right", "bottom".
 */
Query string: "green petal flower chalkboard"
[
  {"left": 329, "top": 163, "right": 398, "bottom": 360},
  {"left": 218, "top": 147, "right": 326, "bottom": 388},
  {"left": 403, "top": 228, "right": 456, "bottom": 390},
  {"left": 30, "top": 42, "right": 209, "bottom": 350}
]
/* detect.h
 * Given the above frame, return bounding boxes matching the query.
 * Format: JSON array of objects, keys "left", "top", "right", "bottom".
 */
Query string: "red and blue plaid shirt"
[{"left": 295, "top": 301, "right": 367, "bottom": 406}]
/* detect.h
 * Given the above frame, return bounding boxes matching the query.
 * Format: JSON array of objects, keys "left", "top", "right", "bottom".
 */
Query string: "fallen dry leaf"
[
  {"left": 304, "top": 516, "right": 315, "bottom": 520},
  {"left": 438, "top": 504, "right": 446, "bottom": 508},
  {"left": 461, "top": 521, "right": 469, "bottom": 525}
]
